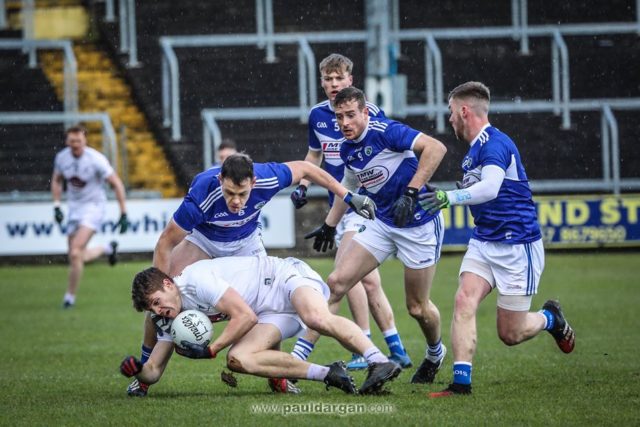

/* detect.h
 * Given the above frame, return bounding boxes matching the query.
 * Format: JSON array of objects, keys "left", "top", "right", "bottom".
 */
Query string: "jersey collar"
[{"left": 469, "top": 123, "right": 491, "bottom": 147}]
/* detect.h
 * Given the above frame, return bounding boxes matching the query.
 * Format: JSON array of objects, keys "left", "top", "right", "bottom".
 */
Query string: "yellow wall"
[{"left": 33, "top": 6, "right": 88, "bottom": 39}]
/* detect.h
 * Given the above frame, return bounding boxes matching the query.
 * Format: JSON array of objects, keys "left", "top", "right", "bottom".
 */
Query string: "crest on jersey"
[
  {"left": 364, "top": 146, "right": 373, "bottom": 156},
  {"left": 254, "top": 201, "right": 266, "bottom": 210}
]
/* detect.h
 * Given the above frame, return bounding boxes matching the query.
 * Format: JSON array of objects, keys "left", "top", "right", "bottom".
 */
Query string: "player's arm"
[
  {"left": 205, "top": 288, "right": 258, "bottom": 357},
  {"left": 407, "top": 133, "right": 447, "bottom": 190},
  {"left": 134, "top": 340, "right": 174, "bottom": 385},
  {"left": 153, "top": 219, "right": 189, "bottom": 274},
  {"left": 419, "top": 165, "right": 505, "bottom": 213},
  {"left": 51, "top": 170, "right": 64, "bottom": 223},
  {"left": 285, "top": 160, "right": 349, "bottom": 199},
  {"left": 298, "top": 149, "right": 323, "bottom": 189},
  {"left": 106, "top": 173, "right": 128, "bottom": 233}
]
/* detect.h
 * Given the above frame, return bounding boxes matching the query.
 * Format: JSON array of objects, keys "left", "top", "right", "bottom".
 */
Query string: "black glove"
[
  {"left": 120, "top": 356, "right": 143, "bottom": 377},
  {"left": 54, "top": 206, "right": 64, "bottom": 224},
  {"left": 115, "top": 213, "right": 128, "bottom": 234},
  {"left": 290, "top": 184, "right": 308, "bottom": 209},
  {"left": 175, "top": 341, "right": 215, "bottom": 359},
  {"left": 392, "top": 187, "right": 418, "bottom": 227},
  {"left": 304, "top": 223, "right": 337, "bottom": 252}
]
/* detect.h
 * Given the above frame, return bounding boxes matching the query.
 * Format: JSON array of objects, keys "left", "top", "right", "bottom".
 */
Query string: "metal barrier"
[
  {"left": 0, "top": 112, "right": 119, "bottom": 171},
  {"left": 202, "top": 99, "right": 640, "bottom": 195},
  {"left": 0, "top": 39, "right": 78, "bottom": 115}
]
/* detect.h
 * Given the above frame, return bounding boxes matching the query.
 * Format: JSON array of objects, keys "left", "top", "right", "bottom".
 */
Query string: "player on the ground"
[
  {"left": 420, "top": 81, "right": 576, "bottom": 397},
  {"left": 127, "top": 153, "right": 375, "bottom": 396},
  {"left": 120, "top": 256, "right": 401, "bottom": 395},
  {"left": 305, "top": 87, "right": 449, "bottom": 384},
  {"left": 51, "top": 125, "right": 127, "bottom": 308},
  {"left": 290, "top": 53, "right": 411, "bottom": 370}
]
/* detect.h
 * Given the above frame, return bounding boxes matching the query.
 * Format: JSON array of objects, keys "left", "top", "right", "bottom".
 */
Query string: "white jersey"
[{"left": 53, "top": 146, "right": 114, "bottom": 209}]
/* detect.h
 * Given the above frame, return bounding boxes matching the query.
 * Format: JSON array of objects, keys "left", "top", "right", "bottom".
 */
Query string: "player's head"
[
  {"left": 447, "top": 81, "right": 491, "bottom": 142},
  {"left": 64, "top": 125, "right": 88, "bottom": 158},
  {"left": 333, "top": 86, "right": 369, "bottom": 140},
  {"left": 132, "top": 267, "right": 182, "bottom": 317},
  {"left": 219, "top": 153, "right": 256, "bottom": 213},
  {"left": 218, "top": 138, "right": 238, "bottom": 164},
  {"left": 319, "top": 53, "right": 354, "bottom": 104}
]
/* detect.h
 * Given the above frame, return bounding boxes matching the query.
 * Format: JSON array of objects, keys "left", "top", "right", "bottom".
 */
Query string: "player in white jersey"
[
  {"left": 129, "top": 153, "right": 376, "bottom": 396},
  {"left": 51, "top": 126, "right": 128, "bottom": 308},
  {"left": 119, "top": 257, "right": 401, "bottom": 395},
  {"left": 289, "top": 53, "right": 411, "bottom": 370},
  {"left": 419, "top": 81, "right": 576, "bottom": 397},
  {"left": 305, "top": 87, "right": 450, "bottom": 385}
]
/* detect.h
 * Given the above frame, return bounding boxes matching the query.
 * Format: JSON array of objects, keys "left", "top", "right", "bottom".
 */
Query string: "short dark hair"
[
  {"left": 448, "top": 81, "right": 491, "bottom": 103},
  {"left": 319, "top": 53, "right": 353, "bottom": 75},
  {"left": 220, "top": 153, "right": 254, "bottom": 185},
  {"left": 131, "top": 267, "right": 172, "bottom": 312},
  {"left": 218, "top": 138, "right": 237, "bottom": 151},
  {"left": 64, "top": 125, "right": 87, "bottom": 138},
  {"left": 334, "top": 86, "right": 366, "bottom": 110}
]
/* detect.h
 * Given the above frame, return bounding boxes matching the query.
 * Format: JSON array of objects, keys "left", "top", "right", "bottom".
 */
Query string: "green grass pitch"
[{"left": 0, "top": 252, "right": 638, "bottom": 426}]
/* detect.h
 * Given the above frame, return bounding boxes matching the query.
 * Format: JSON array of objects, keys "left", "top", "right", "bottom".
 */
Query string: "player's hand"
[
  {"left": 304, "top": 223, "right": 336, "bottom": 252},
  {"left": 392, "top": 187, "right": 418, "bottom": 227},
  {"left": 419, "top": 185, "right": 451, "bottom": 215},
  {"left": 290, "top": 184, "right": 308, "bottom": 209},
  {"left": 115, "top": 213, "right": 128, "bottom": 234},
  {"left": 175, "top": 341, "right": 216, "bottom": 359},
  {"left": 54, "top": 206, "right": 64, "bottom": 224},
  {"left": 120, "top": 356, "right": 143, "bottom": 377},
  {"left": 344, "top": 192, "right": 377, "bottom": 220}
]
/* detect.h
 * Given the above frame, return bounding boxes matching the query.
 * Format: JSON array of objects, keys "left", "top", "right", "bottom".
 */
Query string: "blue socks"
[
  {"left": 540, "top": 309, "right": 555, "bottom": 330},
  {"left": 140, "top": 345, "right": 152, "bottom": 364},
  {"left": 453, "top": 362, "right": 472, "bottom": 385},
  {"left": 383, "top": 328, "right": 408, "bottom": 356},
  {"left": 292, "top": 338, "right": 315, "bottom": 361}
]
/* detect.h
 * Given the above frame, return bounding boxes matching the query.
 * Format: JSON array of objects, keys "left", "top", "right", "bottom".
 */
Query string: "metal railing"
[
  {"left": 0, "top": 112, "right": 119, "bottom": 171},
  {"left": 160, "top": 31, "right": 367, "bottom": 141},
  {"left": 0, "top": 39, "right": 78, "bottom": 115},
  {"left": 202, "top": 99, "right": 640, "bottom": 196}
]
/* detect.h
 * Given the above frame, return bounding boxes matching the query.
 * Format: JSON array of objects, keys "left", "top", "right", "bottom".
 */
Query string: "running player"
[{"left": 420, "top": 81, "right": 576, "bottom": 397}]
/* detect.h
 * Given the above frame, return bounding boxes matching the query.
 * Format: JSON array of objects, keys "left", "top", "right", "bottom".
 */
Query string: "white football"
[{"left": 171, "top": 310, "right": 213, "bottom": 350}]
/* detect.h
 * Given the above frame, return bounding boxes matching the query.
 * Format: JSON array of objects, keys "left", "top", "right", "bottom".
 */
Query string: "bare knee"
[
  {"left": 299, "top": 312, "right": 331, "bottom": 335},
  {"left": 227, "top": 351, "right": 251, "bottom": 373},
  {"left": 68, "top": 247, "right": 84, "bottom": 262},
  {"left": 327, "top": 272, "right": 350, "bottom": 299},
  {"left": 406, "top": 300, "right": 427, "bottom": 321}
]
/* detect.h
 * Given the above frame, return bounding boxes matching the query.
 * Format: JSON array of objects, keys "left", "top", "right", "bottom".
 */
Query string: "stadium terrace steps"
[
  {"left": 39, "top": 42, "right": 182, "bottom": 197},
  {"left": 95, "top": 1, "right": 639, "bottom": 187}
]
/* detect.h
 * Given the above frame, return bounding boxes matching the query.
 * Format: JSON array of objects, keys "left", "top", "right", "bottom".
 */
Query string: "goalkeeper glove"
[
  {"left": 304, "top": 223, "right": 337, "bottom": 252},
  {"left": 115, "top": 213, "right": 128, "bottom": 234},
  {"left": 419, "top": 185, "right": 451, "bottom": 215},
  {"left": 175, "top": 341, "right": 216, "bottom": 359},
  {"left": 392, "top": 187, "right": 418, "bottom": 227},
  {"left": 120, "top": 355, "right": 143, "bottom": 377},
  {"left": 290, "top": 184, "right": 308, "bottom": 209},
  {"left": 54, "top": 206, "right": 64, "bottom": 224},
  {"left": 343, "top": 192, "right": 376, "bottom": 220}
]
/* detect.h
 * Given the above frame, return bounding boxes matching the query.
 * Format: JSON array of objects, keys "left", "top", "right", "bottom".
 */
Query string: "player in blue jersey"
[
  {"left": 127, "top": 153, "right": 375, "bottom": 397},
  {"left": 305, "top": 86, "right": 449, "bottom": 385},
  {"left": 419, "top": 81, "right": 576, "bottom": 397},
  {"left": 290, "top": 54, "right": 411, "bottom": 370}
]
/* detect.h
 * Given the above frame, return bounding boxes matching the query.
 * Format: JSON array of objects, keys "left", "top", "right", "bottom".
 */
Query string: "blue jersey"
[
  {"left": 462, "top": 125, "right": 541, "bottom": 243},
  {"left": 340, "top": 117, "right": 438, "bottom": 228},
  {"left": 308, "top": 100, "right": 384, "bottom": 205},
  {"left": 173, "top": 163, "right": 293, "bottom": 242}
]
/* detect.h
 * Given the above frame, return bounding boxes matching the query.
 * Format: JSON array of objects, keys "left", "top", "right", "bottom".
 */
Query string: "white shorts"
[
  {"left": 67, "top": 202, "right": 105, "bottom": 235},
  {"left": 185, "top": 227, "right": 267, "bottom": 258},
  {"left": 257, "top": 257, "right": 330, "bottom": 340},
  {"left": 353, "top": 212, "right": 444, "bottom": 269},
  {"left": 335, "top": 211, "right": 371, "bottom": 247},
  {"left": 460, "top": 238, "right": 545, "bottom": 311}
]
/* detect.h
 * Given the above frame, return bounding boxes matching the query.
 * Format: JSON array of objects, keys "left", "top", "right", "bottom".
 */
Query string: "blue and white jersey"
[
  {"left": 308, "top": 100, "right": 384, "bottom": 205},
  {"left": 340, "top": 117, "right": 438, "bottom": 228},
  {"left": 462, "top": 125, "right": 541, "bottom": 243},
  {"left": 173, "top": 163, "right": 292, "bottom": 242}
]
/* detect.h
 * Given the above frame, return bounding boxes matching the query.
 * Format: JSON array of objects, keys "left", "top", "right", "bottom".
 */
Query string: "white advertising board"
[{"left": 0, "top": 196, "right": 295, "bottom": 255}]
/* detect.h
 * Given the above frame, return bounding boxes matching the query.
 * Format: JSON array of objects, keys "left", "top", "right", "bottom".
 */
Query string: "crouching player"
[{"left": 120, "top": 256, "right": 401, "bottom": 395}]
